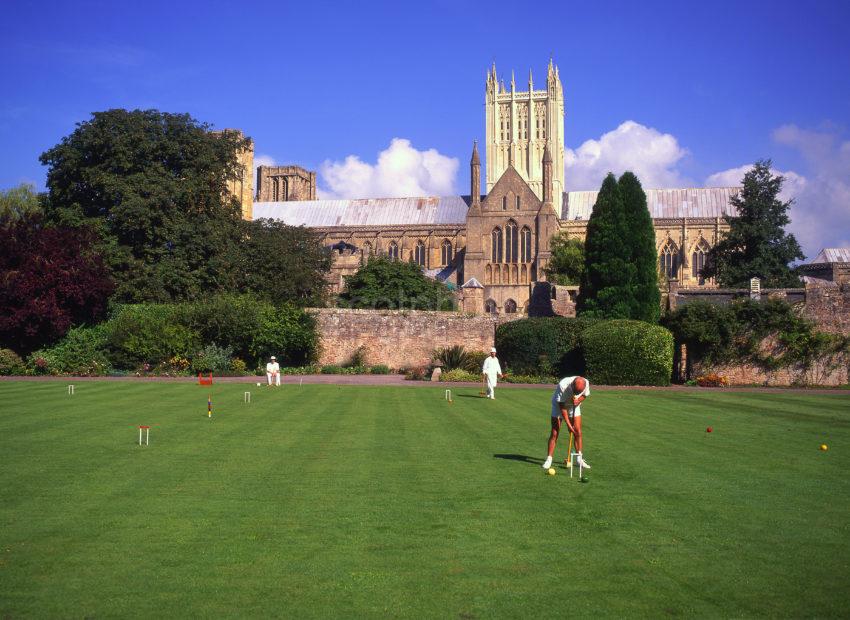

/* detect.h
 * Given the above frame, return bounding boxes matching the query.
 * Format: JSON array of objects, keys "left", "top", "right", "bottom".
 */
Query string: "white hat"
[
  {"left": 490, "top": 347, "right": 497, "bottom": 353},
  {"left": 270, "top": 356, "right": 276, "bottom": 360}
]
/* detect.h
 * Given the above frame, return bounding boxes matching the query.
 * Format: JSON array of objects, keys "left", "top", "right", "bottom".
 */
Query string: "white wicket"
[
  {"left": 244, "top": 391, "right": 251, "bottom": 403},
  {"left": 445, "top": 389, "right": 452, "bottom": 401},
  {"left": 138, "top": 426, "right": 150, "bottom": 446},
  {"left": 67, "top": 385, "right": 75, "bottom": 395}
]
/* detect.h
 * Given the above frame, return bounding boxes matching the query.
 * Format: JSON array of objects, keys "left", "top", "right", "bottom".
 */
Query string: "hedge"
[
  {"left": 580, "top": 320, "right": 673, "bottom": 386},
  {"left": 29, "top": 324, "right": 113, "bottom": 376},
  {"left": 495, "top": 317, "right": 600, "bottom": 376}
]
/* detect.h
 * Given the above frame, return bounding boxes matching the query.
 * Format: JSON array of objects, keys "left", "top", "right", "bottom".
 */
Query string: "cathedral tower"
[{"left": 485, "top": 59, "right": 565, "bottom": 201}]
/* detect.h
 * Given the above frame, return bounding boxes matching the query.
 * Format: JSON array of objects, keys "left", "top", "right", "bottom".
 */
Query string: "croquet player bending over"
[
  {"left": 542, "top": 376, "right": 591, "bottom": 470},
  {"left": 481, "top": 347, "right": 504, "bottom": 399},
  {"left": 266, "top": 356, "right": 280, "bottom": 386}
]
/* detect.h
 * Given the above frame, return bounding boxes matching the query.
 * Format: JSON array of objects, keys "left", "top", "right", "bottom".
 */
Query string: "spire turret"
[{"left": 471, "top": 141, "right": 481, "bottom": 207}]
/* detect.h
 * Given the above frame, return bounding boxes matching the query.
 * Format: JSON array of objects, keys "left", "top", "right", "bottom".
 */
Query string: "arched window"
[
  {"left": 362, "top": 241, "right": 372, "bottom": 256},
  {"left": 484, "top": 299, "right": 497, "bottom": 315},
  {"left": 441, "top": 239, "right": 453, "bottom": 266},
  {"left": 520, "top": 226, "right": 532, "bottom": 262},
  {"left": 504, "top": 299, "right": 517, "bottom": 314},
  {"left": 505, "top": 220, "right": 518, "bottom": 263},
  {"left": 414, "top": 240, "right": 426, "bottom": 267},
  {"left": 502, "top": 196, "right": 507, "bottom": 211},
  {"left": 516, "top": 195, "right": 521, "bottom": 210},
  {"left": 692, "top": 239, "right": 710, "bottom": 285},
  {"left": 388, "top": 241, "right": 399, "bottom": 262},
  {"left": 660, "top": 240, "right": 680, "bottom": 279},
  {"left": 491, "top": 227, "right": 503, "bottom": 263}
]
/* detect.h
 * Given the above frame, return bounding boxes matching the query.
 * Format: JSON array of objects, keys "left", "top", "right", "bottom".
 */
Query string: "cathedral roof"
[
  {"left": 561, "top": 187, "right": 741, "bottom": 220},
  {"left": 253, "top": 196, "right": 470, "bottom": 228},
  {"left": 809, "top": 248, "right": 850, "bottom": 264}
]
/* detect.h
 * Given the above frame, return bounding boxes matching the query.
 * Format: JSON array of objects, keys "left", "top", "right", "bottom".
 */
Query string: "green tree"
[
  {"left": 338, "top": 257, "right": 455, "bottom": 310},
  {"left": 234, "top": 218, "right": 331, "bottom": 307},
  {"left": 0, "top": 183, "right": 42, "bottom": 224},
  {"left": 545, "top": 233, "right": 585, "bottom": 285},
  {"left": 577, "top": 173, "right": 636, "bottom": 318},
  {"left": 619, "top": 172, "right": 660, "bottom": 323},
  {"left": 702, "top": 160, "right": 804, "bottom": 287},
  {"left": 40, "top": 109, "right": 250, "bottom": 302}
]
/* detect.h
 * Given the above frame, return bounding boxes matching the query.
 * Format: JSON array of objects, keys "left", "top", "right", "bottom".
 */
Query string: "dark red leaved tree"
[{"left": 0, "top": 217, "right": 114, "bottom": 354}]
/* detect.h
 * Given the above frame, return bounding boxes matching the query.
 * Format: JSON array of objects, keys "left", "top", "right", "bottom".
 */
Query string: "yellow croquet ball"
[
  {"left": 547, "top": 468, "right": 556, "bottom": 476},
  {"left": 820, "top": 444, "right": 828, "bottom": 451}
]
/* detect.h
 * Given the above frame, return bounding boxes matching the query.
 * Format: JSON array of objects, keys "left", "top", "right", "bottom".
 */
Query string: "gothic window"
[
  {"left": 485, "top": 299, "right": 497, "bottom": 315},
  {"left": 491, "top": 227, "right": 503, "bottom": 263},
  {"left": 504, "top": 299, "right": 517, "bottom": 314},
  {"left": 516, "top": 195, "right": 521, "bottom": 210},
  {"left": 505, "top": 220, "right": 519, "bottom": 263},
  {"left": 502, "top": 196, "right": 507, "bottom": 211},
  {"left": 441, "top": 239, "right": 453, "bottom": 266},
  {"left": 520, "top": 226, "right": 532, "bottom": 262},
  {"left": 414, "top": 241, "right": 426, "bottom": 267},
  {"left": 388, "top": 241, "right": 399, "bottom": 262},
  {"left": 660, "top": 240, "right": 680, "bottom": 279},
  {"left": 692, "top": 239, "right": 710, "bottom": 285},
  {"left": 362, "top": 241, "right": 372, "bottom": 256}
]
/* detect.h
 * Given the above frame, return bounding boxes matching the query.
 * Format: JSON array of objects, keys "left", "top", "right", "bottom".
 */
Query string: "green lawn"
[{"left": 1, "top": 382, "right": 848, "bottom": 618}]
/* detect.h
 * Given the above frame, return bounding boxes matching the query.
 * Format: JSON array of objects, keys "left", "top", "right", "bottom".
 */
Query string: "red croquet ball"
[{"left": 706, "top": 427, "right": 713, "bottom": 433}]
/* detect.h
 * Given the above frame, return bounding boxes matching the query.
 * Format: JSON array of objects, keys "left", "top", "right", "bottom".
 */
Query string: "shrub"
[
  {"left": 230, "top": 358, "right": 247, "bottom": 375},
  {"left": 495, "top": 317, "right": 600, "bottom": 376},
  {"left": 249, "top": 304, "right": 318, "bottom": 367},
  {"left": 503, "top": 374, "right": 558, "bottom": 385},
  {"left": 580, "top": 320, "right": 673, "bottom": 386},
  {"left": 465, "top": 351, "right": 488, "bottom": 373},
  {"left": 190, "top": 344, "right": 233, "bottom": 374},
  {"left": 30, "top": 324, "right": 112, "bottom": 376},
  {"left": 346, "top": 346, "right": 368, "bottom": 368},
  {"left": 0, "top": 348, "right": 25, "bottom": 375},
  {"left": 369, "top": 364, "right": 391, "bottom": 374},
  {"left": 440, "top": 368, "right": 480, "bottom": 382},
  {"left": 320, "top": 364, "right": 346, "bottom": 374},
  {"left": 402, "top": 366, "right": 427, "bottom": 381},
  {"left": 433, "top": 345, "right": 479, "bottom": 372},
  {"left": 106, "top": 304, "right": 200, "bottom": 368},
  {"left": 696, "top": 373, "right": 728, "bottom": 387}
]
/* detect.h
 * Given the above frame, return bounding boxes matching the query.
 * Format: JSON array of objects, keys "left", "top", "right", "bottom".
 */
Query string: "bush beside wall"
[{"left": 580, "top": 320, "right": 673, "bottom": 386}]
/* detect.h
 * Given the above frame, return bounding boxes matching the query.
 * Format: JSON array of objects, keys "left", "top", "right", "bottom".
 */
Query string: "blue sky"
[{"left": 2, "top": 0, "right": 849, "bottom": 254}]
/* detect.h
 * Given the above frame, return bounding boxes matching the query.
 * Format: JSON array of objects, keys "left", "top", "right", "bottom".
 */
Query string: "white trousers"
[
  {"left": 485, "top": 375, "right": 497, "bottom": 398},
  {"left": 267, "top": 372, "right": 280, "bottom": 386}
]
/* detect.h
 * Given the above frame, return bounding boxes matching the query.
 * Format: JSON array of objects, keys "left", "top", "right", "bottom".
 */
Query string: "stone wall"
[
  {"left": 309, "top": 309, "right": 500, "bottom": 369},
  {"left": 694, "top": 356, "right": 849, "bottom": 387},
  {"left": 803, "top": 281, "right": 850, "bottom": 335}
]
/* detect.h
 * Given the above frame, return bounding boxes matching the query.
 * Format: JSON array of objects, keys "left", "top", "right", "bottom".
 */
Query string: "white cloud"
[
  {"left": 253, "top": 153, "right": 278, "bottom": 178},
  {"left": 705, "top": 125, "right": 850, "bottom": 257},
  {"left": 564, "top": 120, "right": 690, "bottom": 191},
  {"left": 319, "top": 138, "right": 459, "bottom": 199}
]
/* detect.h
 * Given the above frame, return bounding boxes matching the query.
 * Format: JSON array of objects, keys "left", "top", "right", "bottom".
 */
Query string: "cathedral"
[{"left": 239, "top": 60, "right": 738, "bottom": 315}]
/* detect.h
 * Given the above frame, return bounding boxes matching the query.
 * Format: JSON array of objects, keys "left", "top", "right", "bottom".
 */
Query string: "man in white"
[
  {"left": 481, "top": 347, "right": 503, "bottom": 399},
  {"left": 266, "top": 356, "right": 281, "bottom": 387},
  {"left": 542, "top": 376, "right": 591, "bottom": 470}
]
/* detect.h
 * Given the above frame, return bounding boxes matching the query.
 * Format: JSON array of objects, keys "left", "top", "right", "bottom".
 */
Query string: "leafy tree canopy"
[
  {"left": 0, "top": 216, "right": 114, "bottom": 354},
  {"left": 0, "top": 183, "right": 42, "bottom": 224},
  {"left": 40, "top": 109, "right": 250, "bottom": 302},
  {"left": 338, "top": 257, "right": 455, "bottom": 310},
  {"left": 702, "top": 160, "right": 804, "bottom": 288},
  {"left": 234, "top": 219, "right": 331, "bottom": 307},
  {"left": 545, "top": 233, "right": 585, "bottom": 286}
]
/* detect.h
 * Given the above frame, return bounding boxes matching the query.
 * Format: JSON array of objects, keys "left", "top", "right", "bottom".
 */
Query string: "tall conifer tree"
[
  {"left": 702, "top": 160, "right": 804, "bottom": 287},
  {"left": 577, "top": 173, "right": 636, "bottom": 318},
  {"left": 619, "top": 172, "right": 660, "bottom": 322}
]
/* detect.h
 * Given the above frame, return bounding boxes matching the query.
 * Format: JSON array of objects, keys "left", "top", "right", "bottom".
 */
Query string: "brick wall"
[
  {"left": 694, "top": 357, "right": 849, "bottom": 387},
  {"left": 803, "top": 281, "right": 850, "bottom": 335},
  {"left": 308, "top": 309, "right": 500, "bottom": 369}
]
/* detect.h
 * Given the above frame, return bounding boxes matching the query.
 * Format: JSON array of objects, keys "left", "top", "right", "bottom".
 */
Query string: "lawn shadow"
[
  {"left": 457, "top": 394, "right": 486, "bottom": 399},
  {"left": 493, "top": 453, "right": 544, "bottom": 466}
]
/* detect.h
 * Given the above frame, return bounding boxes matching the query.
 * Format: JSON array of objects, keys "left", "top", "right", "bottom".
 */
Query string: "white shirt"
[
  {"left": 551, "top": 376, "right": 590, "bottom": 417},
  {"left": 482, "top": 356, "right": 502, "bottom": 379},
  {"left": 266, "top": 362, "right": 280, "bottom": 374}
]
